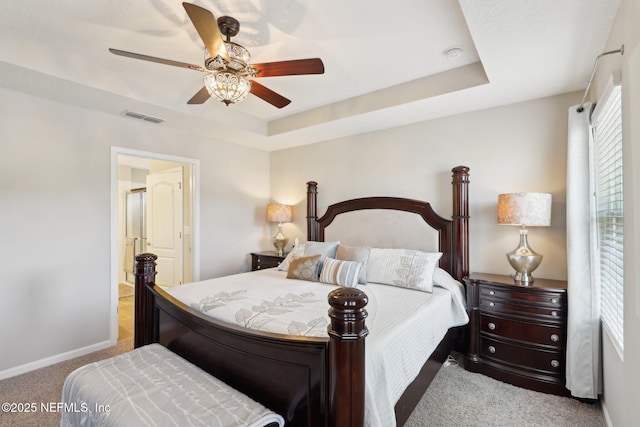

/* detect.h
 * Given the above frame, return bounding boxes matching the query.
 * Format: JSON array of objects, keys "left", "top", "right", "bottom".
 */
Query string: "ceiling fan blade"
[
  {"left": 182, "top": 2, "right": 230, "bottom": 64},
  {"left": 250, "top": 81, "right": 291, "bottom": 108},
  {"left": 109, "top": 48, "right": 205, "bottom": 72},
  {"left": 187, "top": 86, "right": 210, "bottom": 104},
  {"left": 252, "top": 58, "right": 324, "bottom": 77}
]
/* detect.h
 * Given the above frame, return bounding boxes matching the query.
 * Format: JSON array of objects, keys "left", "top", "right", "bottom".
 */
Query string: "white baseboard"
[
  {"left": 0, "top": 339, "right": 116, "bottom": 381},
  {"left": 602, "top": 401, "right": 613, "bottom": 427}
]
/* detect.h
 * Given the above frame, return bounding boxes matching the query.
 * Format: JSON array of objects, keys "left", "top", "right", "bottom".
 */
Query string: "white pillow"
[
  {"left": 278, "top": 244, "right": 305, "bottom": 271},
  {"left": 367, "top": 248, "right": 442, "bottom": 293}
]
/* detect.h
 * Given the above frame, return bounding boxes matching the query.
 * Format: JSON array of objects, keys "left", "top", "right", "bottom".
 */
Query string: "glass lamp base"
[
  {"left": 510, "top": 270, "right": 538, "bottom": 285},
  {"left": 507, "top": 227, "right": 543, "bottom": 285},
  {"left": 273, "top": 237, "right": 288, "bottom": 256},
  {"left": 272, "top": 223, "right": 288, "bottom": 256}
]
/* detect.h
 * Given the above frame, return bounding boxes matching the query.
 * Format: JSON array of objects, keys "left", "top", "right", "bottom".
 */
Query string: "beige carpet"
[
  {"left": 405, "top": 354, "right": 604, "bottom": 426},
  {"left": 0, "top": 344, "right": 603, "bottom": 427},
  {"left": 1, "top": 286, "right": 135, "bottom": 426},
  {"left": 0, "top": 339, "right": 133, "bottom": 427}
]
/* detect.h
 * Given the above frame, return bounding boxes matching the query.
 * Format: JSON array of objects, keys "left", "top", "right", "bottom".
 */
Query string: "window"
[{"left": 591, "top": 84, "right": 623, "bottom": 350}]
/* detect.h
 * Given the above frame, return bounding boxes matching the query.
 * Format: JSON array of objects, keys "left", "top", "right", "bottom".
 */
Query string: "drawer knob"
[
  {"left": 551, "top": 310, "right": 558, "bottom": 317},
  {"left": 489, "top": 290, "right": 495, "bottom": 296},
  {"left": 551, "top": 298, "right": 559, "bottom": 304},
  {"left": 489, "top": 301, "right": 495, "bottom": 307},
  {"left": 550, "top": 334, "right": 560, "bottom": 342},
  {"left": 488, "top": 346, "right": 496, "bottom": 354},
  {"left": 551, "top": 360, "right": 560, "bottom": 368},
  {"left": 488, "top": 322, "right": 496, "bottom": 331}
]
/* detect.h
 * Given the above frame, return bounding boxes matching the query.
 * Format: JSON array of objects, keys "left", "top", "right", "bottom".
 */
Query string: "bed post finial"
[
  {"left": 307, "top": 181, "right": 319, "bottom": 241},
  {"left": 327, "top": 287, "right": 368, "bottom": 427},
  {"left": 134, "top": 253, "right": 157, "bottom": 348},
  {"left": 452, "top": 166, "right": 470, "bottom": 280}
]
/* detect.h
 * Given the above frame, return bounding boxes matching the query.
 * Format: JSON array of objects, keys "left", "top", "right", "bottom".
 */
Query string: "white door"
[{"left": 146, "top": 168, "right": 183, "bottom": 287}]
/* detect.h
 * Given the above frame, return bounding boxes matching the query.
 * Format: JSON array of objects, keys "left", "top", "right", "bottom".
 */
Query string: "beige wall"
[
  {"left": 590, "top": 0, "right": 640, "bottom": 424},
  {"left": 271, "top": 91, "right": 580, "bottom": 281},
  {"left": 0, "top": 87, "right": 270, "bottom": 377}
]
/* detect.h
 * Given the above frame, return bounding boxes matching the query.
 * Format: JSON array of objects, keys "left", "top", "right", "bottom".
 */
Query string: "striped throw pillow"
[{"left": 319, "top": 258, "right": 363, "bottom": 287}]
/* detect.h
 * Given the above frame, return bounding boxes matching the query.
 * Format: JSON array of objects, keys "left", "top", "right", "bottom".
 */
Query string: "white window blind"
[{"left": 592, "top": 84, "right": 624, "bottom": 350}]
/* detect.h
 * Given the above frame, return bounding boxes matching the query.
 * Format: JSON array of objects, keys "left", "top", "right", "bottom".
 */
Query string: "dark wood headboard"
[{"left": 305, "top": 166, "right": 470, "bottom": 281}]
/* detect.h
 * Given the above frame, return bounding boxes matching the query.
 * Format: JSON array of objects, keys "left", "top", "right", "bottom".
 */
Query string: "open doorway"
[{"left": 111, "top": 147, "right": 200, "bottom": 342}]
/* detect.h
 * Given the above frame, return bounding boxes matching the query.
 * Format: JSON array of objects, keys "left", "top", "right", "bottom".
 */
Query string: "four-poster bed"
[{"left": 134, "top": 166, "right": 470, "bottom": 426}]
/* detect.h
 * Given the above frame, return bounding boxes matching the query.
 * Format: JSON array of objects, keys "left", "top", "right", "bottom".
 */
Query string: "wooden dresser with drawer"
[
  {"left": 250, "top": 251, "right": 287, "bottom": 271},
  {"left": 464, "top": 273, "right": 569, "bottom": 395}
]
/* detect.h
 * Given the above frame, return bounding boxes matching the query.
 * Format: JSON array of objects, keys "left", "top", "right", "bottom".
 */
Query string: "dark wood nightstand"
[
  {"left": 250, "top": 251, "right": 287, "bottom": 271},
  {"left": 464, "top": 273, "right": 569, "bottom": 395}
]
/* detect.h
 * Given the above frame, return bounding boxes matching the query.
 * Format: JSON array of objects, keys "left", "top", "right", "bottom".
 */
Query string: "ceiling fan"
[{"left": 109, "top": 2, "right": 324, "bottom": 108}]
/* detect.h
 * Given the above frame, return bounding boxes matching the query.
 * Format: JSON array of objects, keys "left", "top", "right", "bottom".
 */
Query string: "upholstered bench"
[{"left": 60, "top": 343, "right": 284, "bottom": 427}]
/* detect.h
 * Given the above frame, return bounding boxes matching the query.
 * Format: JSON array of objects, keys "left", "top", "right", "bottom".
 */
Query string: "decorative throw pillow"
[
  {"left": 336, "top": 244, "right": 370, "bottom": 284},
  {"left": 303, "top": 241, "right": 340, "bottom": 273},
  {"left": 367, "top": 248, "right": 442, "bottom": 293},
  {"left": 286, "top": 254, "right": 322, "bottom": 282},
  {"left": 278, "top": 244, "right": 305, "bottom": 271},
  {"left": 319, "top": 258, "right": 364, "bottom": 288}
]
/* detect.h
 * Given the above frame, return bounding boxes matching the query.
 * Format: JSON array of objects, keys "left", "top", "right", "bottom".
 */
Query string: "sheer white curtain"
[{"left": 565, "top": 102, "right": 601, "bottom": 399}]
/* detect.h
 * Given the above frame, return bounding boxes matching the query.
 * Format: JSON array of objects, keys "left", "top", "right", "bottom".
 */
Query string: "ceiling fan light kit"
[
  {"left": 202, "top": 22, "right": 257, "bottom": 106},
  {"left": 204, "top": 72, "right": 252, "bottom": 106},
  {"left": 108, "top": 2, "right": 324, "bottom": 108}
]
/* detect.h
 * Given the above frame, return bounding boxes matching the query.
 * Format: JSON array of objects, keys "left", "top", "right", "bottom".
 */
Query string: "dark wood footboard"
[{"left": 135, "top": 253, "right": 368, "bottom": 426}]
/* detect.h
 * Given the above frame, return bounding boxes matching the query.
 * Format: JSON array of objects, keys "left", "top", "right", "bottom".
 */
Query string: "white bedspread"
[
  {"left": 167, "top": 268, "right": 468, "bottom": 427},
  {"left": 61, "top": 344, "right": 285, "bottom": 427}
]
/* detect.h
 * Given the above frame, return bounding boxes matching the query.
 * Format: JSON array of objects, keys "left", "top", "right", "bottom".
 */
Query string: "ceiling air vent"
[{"left": 122, "top": 110, "right": 165, "bottom": 124}]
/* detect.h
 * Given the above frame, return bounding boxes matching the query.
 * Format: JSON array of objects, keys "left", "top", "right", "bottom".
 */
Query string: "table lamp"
[
  {"left": 497, "top": 193, "right": 551, "bottom": 285},
  {"left": 266, "top": 204, "right": 293, "bottom": 256}
]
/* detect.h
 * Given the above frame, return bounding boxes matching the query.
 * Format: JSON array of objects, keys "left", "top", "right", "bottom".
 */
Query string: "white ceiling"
[{"left": 0, "top": 0, "right": 621, "bottom": 151}]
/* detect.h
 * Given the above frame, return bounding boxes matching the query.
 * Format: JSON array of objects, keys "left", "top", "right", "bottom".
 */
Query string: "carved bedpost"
[
  {"left": 452, "top": 166, "right": 470, "bottom": 281},
  {"left": 307, "top": 181, "right": 319, "bottom": 241},
  {"left": 134, "top": 253, "right": 157, "bottom": 348},
  {"left": 327, "top": 287, "right": 369, "bottom": 427}
]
